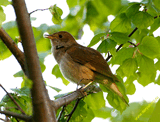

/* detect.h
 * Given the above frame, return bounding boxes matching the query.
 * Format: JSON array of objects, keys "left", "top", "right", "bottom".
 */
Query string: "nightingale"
[{"left": 45, "top": 31, "right": 128, "bottom": 106}]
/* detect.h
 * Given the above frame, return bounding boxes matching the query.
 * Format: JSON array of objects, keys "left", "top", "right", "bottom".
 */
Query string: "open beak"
[{"left": 44, "top": 34, "right": 54, "bottom": 39}]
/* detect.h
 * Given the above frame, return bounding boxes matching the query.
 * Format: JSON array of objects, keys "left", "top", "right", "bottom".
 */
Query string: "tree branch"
[
  {"left": 12, "top": 0, "right": 56, "bottom": 121},
  {"left": 0, "top": 110, "right": 31, "bottom": 121},
  {"left": 57, "top": 105, "right": 66, "bottom": 122},
  {"left": 0, "top": 118, "right": 5, "bottom": 121},
  {"left": 0, "top": 28, "right": 26, "bottom": 73},
  {"left": 0, "top": 84, "right": 26, "bottom": 115},
  {"left": 53, "top": 85, "right": 101, "bottom": 110},
  {"left": 66, "top": 98, "right": 82, "bottom": 122}
]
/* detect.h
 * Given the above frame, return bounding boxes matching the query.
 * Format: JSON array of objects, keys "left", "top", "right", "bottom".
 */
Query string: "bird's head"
[{"left": 45, "top": 31, "right": 77, "bottom": 50}]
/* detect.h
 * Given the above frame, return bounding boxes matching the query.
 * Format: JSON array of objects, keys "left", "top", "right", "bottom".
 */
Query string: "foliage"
[{"left": 1, "top": 0, "right": 160, "bottom": 121}]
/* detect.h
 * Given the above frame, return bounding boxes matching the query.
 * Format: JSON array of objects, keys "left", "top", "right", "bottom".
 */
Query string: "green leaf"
[
  {"left": 0, "top": 0, "right": 10, "bottom": 6},
  {"left": 149, "top": 98, "right": 160, "bottom": 122},
  {"left": 137, "top": 55, "right": 156, "bottom": 75},
  {"left": 132, "top": 11, "right": 154, "bottom": 29},
  {"left": 14, "top": 70, "right": 24, "bottom": 77},
  {"left": 52, "top": 64, "right": 70, "bottom": 85},
  {"left": 49, "top": 5, "right": 63, "bottom": 25},
  {"left": 126, "top": 3, "right": 141, "bottom": 18},
  {"left": 155, "top": 59, "right": 160, "bottom": 70},
  {"left": 132, "top": 28, "right": 149, "bottom": 43},
  {"left": 88, "top": 33, "right": 106, "bottom": 47},
  {"left": 155, "top": 74, "right": 160, "bottom": 85},
  {"left": 110, "top": 13, "right": 131, "bottom": 33},
  {"left": 47, "top": 85, "right": 61, "bottom": 92},
  {"left": 2, "top": 21, "right": 19, "bottom": 40},
  {"left": 153, "top": 0, "right": 160, "bottom": 10},
  {"left": 106, "top": 90, "right": 127, "bottom": 113},
  {"left": 150, "top": 17, "right": 160, "bottom": 33},
  {"left": 138, "top": 36, "right": 160, "bottom": 59},
  {"left": 111, "top": 101, "right": 156, "bottom": 122},
  {"left": 100, "top": 81, "right": 129, "bottom": 113},
  {"left": 0, "top": 6, "right": 6, "bottom": 26},
  {"left": 32, "top": 25, "right": 52, "bottom": 52},
  {"left": 109, "top": 32, "right": 129, "bottom": 44},
  {"left": 54, "top": 93, "right": 68, "bottom": 99},
  {"left": 69, "top": 100, "right": 89, "bottom": 122},
  {"left": 93, "top": 107, "right": 112, "bottom": 119},
  {"left": 11, "top": 87, "right": 30, "bottom": 96},
  {"left": 0, "top": 40, "right": 12, "bottom": 60},
  {"left": 119, "top": 58, "right": 138, "bottom": 77},
  {"left": 38, "top": 52, "right": 49, "bottom": 72},
  {"left": 66, "top": 0, "right": 78, "bottom": 8},
  {"left": 111, "top": 47, "right": 135, "bottom": 65},
  {"left": 147, "top": 3, "right": 159, "bottom": 17},
  {"left": 21, "top": 77, "right": 33, "bottom": 89},
  {"left": 138, "top": 73, "right": 156, "bottom": 86},
  {"left": 97, "top": 38, "right": 116, "bottom": 54},
  {"left": 124, "top": 75, "right": 137, "bottom": 95},
  {"left": 136, "top": 55, "right": 156, "bottom": 86},
  {"left": 84, "top": 92, "right": 105, "bottom": 110}
]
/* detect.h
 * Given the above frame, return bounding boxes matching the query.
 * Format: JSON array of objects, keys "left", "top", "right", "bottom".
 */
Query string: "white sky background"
[{"left": 1, "top": 0, "right": 160, "bottom": 121}]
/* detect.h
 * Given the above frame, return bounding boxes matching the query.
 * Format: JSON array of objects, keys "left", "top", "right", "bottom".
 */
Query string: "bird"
[{"left": 45, "top": 31, "right": 128, "bottom": 106}]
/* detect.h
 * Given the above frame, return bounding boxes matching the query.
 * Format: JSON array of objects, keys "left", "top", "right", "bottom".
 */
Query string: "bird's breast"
[{"left": 59, "top": 53, "right": 94, "bottom": 85}]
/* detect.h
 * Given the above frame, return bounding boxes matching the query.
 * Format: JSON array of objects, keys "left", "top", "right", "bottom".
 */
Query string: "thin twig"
[
  {"left": 128, "top": 27, "right": 138, "bottom": 37},
  {"left": 0, "top": 118, "right": 5, "bottom": 121},
  {"left": 154, "top": 15, "right": 160, "bottom": 19},
  {"left": 0, "top": 84, "right": 26, "bottom": 115},
  {"left": 15, "top": 118, "right": 20, "bottom": 122},
  {"left": 0, "top": 110, "right": 31, "bottom": 121},
  {"left": 106, "top": 13, "right": 159, "bottom": 61},
  {"left": 29, "top": 8, "right": 49, "bottom": 15},
  {"left": 57, "top": 105, "right": 66, "bottom": 122},
  {"left": 117, "top": 27, "right": 138, "bottom": 50},
  {"left": 106, "top": 26, "right": 138, "bottom": 61},
  {"left": 66, "top": 98, "right": 82, "bottom": 122}
]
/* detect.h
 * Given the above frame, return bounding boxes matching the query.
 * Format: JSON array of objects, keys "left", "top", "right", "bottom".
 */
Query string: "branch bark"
[
  {"left": 0, "top": 110, "right": 31, "bottom": 121},
  {"left": 0, "top": 28, "right": 26, "bottom": 72},
  {"left": 53, "top": 85, "right": 101, "bottom": 110},
  {"left": 12, "top": 0, "right": 56, "bottom": 121}
]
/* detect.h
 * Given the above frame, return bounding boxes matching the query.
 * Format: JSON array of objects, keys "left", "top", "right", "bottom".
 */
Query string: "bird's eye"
[{"left": 59, "top": 35, "right": 62, "bottom": 38}]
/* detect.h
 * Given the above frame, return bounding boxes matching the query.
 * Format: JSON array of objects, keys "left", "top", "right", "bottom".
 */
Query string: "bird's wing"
[{"left": 66, "top": 44, "right": 116, "bottom": 80}]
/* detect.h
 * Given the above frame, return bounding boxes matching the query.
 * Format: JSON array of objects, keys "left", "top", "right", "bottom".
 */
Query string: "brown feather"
[{"left": 66, "top": 44, "right": 117, "bottom": 81}]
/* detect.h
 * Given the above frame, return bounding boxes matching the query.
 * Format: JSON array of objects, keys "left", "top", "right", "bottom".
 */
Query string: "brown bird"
[{"left": 45, "top": 31, "right": 128, "bottom": 106}]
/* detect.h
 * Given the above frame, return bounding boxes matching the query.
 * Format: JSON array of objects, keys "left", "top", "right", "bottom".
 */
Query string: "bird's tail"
[{"left": 109, "top": 82, "right": 129, "bottom": 106}]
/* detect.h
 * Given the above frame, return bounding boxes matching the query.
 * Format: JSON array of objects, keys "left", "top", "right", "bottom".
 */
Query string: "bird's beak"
[{"left": 44, "top": 34, "right": 58, "bottom": 40}]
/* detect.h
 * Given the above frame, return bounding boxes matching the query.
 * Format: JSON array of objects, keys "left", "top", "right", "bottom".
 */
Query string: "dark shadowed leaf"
[
  {"left": 109, "top": 32, "right": 129, "bottom": 44},
  {"left": 132, "top": 11, "right": 154, "bottom": 29},
  {"left": 126, "top": 3, "right": 141, "bottom": 18},
  {"left": 110, "top": 13, "right": 131, "bottom": 33},
  {"left": 97, "top": 38, "right": 116, "bottom": 54}
]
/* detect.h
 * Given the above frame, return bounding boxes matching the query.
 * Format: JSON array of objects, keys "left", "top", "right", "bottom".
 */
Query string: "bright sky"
[{"left": 1, "top": 0, "right": 160, "bottom": 121}]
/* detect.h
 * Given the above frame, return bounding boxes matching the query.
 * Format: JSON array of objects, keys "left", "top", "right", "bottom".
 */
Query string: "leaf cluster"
[{"left": 1, "top": 0, "right": 160, "bottom": 121}]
